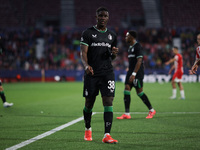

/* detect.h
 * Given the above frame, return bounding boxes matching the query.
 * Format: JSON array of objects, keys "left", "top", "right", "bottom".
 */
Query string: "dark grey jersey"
[
  {"left": 128, "top": 42, "right": 144, "bottom": 79},
  {"left": 80, "top": 26, "right": 117, "bottom": 76}
]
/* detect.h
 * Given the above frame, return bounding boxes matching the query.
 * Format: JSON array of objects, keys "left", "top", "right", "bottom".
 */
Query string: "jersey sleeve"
[
  {"left": 196, "top": 47, "right": 200, "bottom": 59},
  {"left": 111, "top": 33, "right": 117, "bottom": 48},
  {"left": 80, "top": 30, "right": 90, "bottom": 46},
  {"left": 174, "top": 55, "right": 178, "bottom": 61},
  {"left": 136, "top": 44, "right": 143, "bottom": 59}
]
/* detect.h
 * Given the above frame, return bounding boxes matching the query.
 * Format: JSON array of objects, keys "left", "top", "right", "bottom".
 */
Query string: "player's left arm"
[
  {"left": 111, "top": 34, "right": 118, "bottom": 60},
  {"left": 129, "top": 57, "right": 142, "bottom": 83}
]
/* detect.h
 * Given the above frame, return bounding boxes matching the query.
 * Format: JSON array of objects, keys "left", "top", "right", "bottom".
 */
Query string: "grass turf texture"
[{"left": 0, "top": 82, "right": 200, "bottom": 150}]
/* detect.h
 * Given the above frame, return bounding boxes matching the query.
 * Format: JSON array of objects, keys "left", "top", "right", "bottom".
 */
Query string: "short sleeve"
[
  {"left": 136, "top": 44, "right": 143, "bottom": 59},
  {"left": 196, "top": 47, "right": 200, "bottom": 59},
  {"left": 111, "top": 34, "right": 117, "bottom": 48},
  {"left": 80, "top": 30, "right": 90, "bottom": 46},
  {"left": 174, "top": 55, "right": 178, "bottom": 61}
]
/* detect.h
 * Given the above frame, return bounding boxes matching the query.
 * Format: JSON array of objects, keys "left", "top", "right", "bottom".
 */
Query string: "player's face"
[
  {"left": 96, "top": 11, "right": 109, "bottom": 28},
  {"left": 125, "top": 32, "right": 133, "bottom": 44},
  {"left": 173, "top": 48, "right": 178, "bottom": 54},
  {"left": 197, "top": 35, "right": 200, "bottom": 46}
]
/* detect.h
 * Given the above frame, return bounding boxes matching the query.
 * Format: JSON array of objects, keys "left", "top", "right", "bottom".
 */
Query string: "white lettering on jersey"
[
  {"left": 108, "top": 80, "right": 115, "bottom": 93},
  {"left": 91, "top": 42, "right": 111, "bottom": 48},
  {"left": 128, "top": 54, "right": 135, "bottom": 58}
]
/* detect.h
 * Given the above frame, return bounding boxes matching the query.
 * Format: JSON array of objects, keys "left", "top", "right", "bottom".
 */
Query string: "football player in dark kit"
[
  {"left": 0, "top": 36, "right": 13, "bottom": 107},
  {"left": 80, "top": 7, "right": 118, "bottom": 143},
  {"left": 117, "top": 31, "right": 156, "bottom": 120}
]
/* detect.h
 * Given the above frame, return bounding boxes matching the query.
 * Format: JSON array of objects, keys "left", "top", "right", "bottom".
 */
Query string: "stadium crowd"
[{"left": 0, "top": 27, "right": 199, "bottom": 72}]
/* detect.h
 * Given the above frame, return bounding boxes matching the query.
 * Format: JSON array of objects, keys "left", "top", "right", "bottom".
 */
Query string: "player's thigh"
[
  {"left": 100, "top": 72, "right": 115, "bottom": 97},
  {"left": 133, "top": 78, "right": 143, "bottom": 89},
  {"left": 83, "top": 75, "right": 99, "bottom": 97}
]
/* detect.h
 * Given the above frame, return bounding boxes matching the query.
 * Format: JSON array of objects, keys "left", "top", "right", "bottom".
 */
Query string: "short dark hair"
[
  {"left": 173, "top": 46, "right": 179, "bottom": 50},
  {"left": 128, "top": 30, "right": 137, "bottom": 38},
  {"left": 96, "top": 7, "right": 108, "bottom": 14}
]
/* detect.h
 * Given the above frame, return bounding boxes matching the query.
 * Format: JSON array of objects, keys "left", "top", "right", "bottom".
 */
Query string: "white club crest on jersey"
[
  {"left": 131, "top": 48, "right": 134, "bottom": 52},
  {"left": 92, "top": 34, "right": 97, "bottom": 38},
  {"left": 108, "top": 34, "right": 112, "bottom": 40}
]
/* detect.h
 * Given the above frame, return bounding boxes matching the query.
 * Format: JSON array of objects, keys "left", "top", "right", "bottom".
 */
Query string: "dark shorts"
[
  {"left": 125, "top": 71, "right": 143, "bottom": 89},
  {"left": 83, "top": 72, "right": 115, "bottom": 97}
]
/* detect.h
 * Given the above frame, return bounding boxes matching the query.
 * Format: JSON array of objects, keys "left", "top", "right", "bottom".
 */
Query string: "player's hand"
[
  {"left": 189, "top": 65, "right": 198, "bottom": 74},
  {"left": 165, "top": 62, "right": 169, "bottom": 65},
  {"left": 85, "top": 65, "right": 94, "bottom": 75},
  {"left": 111, "top": 47, "right": 118, "bottom": 55},
  {"left": 129, "top": 75, "right": 135, "bottom": 83}
]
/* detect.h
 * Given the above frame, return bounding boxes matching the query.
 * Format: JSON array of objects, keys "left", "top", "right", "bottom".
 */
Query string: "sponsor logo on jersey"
[
  {"left": 128, "top": 54, "right": 135, "bottom": 58},
  {"left": 92, "top": 34, "right": 97, "bottom": 38},
  {"left": 91, "top": 42, "right": 111, "bottom": 48},
  {"left": 108, "top": 34, "right": 112, "bottom": 40}
]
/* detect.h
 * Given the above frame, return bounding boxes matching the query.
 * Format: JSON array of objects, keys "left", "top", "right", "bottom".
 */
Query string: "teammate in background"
[
  {"left": 165, "top": 46, "right": 185, "bottom": 100},
  {"left": 80, "top": 7, "right": 118, "bottom": 143},
  {"left": 189, "top": 33, "right": 200, "bottom": 74},
  {"left": 0, "top": 36, "right": 13, "bottom": 107},
  {"left": 117, "top": 31, "right": 156, "bottom": 120}
]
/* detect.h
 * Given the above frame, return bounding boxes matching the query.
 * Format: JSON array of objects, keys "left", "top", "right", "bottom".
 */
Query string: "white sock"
[
  {"left": 125, "top": 113, "right": 130, "bottom": 116},
  {"left": 150, "top": 108, "right": 154, "bottom": 112},
  {"left": 85, "top": 127, "right": 92, "bottom": 131},
  {"left": 172, "top": 89, "right": 177, "bottom": 97},
  {"left": 180, "top": 90, "right": 185, "bottom": 98},
  {"left": 104, "top": 133, "right": 110, "bottom": 138}
]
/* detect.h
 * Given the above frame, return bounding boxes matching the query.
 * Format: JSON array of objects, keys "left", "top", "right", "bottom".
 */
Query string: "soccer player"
[
  {"left": 116, "top": 31, "right": 156, "bottom": 120},
  {"left": 80, "top": 7, "right": 118, "bottom": 143},
  {"left": 0, "top": 36, "right": 13, "bottom": 107},
  {"left": 189, "top": 33, "right": 200, "bottom": 74},
  {"left": 165, "top": 46, "right": 185, "bottom": 99}
]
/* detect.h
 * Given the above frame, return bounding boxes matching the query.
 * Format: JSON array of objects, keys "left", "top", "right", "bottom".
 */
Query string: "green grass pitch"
[{"left": 0, "top": 82, "right": 200, "bottom": 150}]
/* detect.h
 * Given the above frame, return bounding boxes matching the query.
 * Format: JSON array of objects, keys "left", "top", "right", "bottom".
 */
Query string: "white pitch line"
[
  {"left": 5, "top": 111, "right": 200, "bottom": 150},
  {"left": 6, "top": 112, "right": 96, "bottom": 150},
  {"left": 95, "top": 112, "right": 200, "bottom": 114}
]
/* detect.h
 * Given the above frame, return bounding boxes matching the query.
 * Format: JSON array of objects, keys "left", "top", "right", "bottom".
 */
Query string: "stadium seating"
[
  {"left": 161, "top": 0, "right": 200, "bottom": 27},
  {"left": 74, "top": 0, "right": 144, "bottom": 27},
  {"left": 0, "top": 0, "right": 60, "bottom": 27}
]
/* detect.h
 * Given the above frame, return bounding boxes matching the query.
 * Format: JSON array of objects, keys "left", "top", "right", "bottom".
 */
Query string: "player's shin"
[
  {"left": 0, "top": 91, "right": 6, "bottom": 103},
  {"left": 104, "top": 106, "right": 113, "bottom": 133},
  {"left": 138, "top": 92, "right": 152, "bottom": 110},
  {"left": 124, "top": 90, "right": 131, "bottom": 113},
  {"left": 83, "top": 106, "right": 92, "bottom": 129}
]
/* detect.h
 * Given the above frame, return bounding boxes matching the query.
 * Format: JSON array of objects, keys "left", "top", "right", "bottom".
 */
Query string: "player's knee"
[
  {"left": 125, "top": 84, "right": 131, "bottom": 91},
  {"left": 0, "top": 86, "right": 3, "bottom": 91},
  {"left": 85, "top": 97, "right": 95, "bottom": 109},
  {"left": 102, "top": 96, "right": 113, "bottom": 106}
]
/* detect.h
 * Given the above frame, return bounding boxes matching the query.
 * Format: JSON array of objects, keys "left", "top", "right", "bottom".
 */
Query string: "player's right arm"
[
  {"left": 0, "top": 36, "right": 5, "bottom": 54},
  {"left": 165, "top": 58, "right": 176, "bottom": 65},
  {"left": 189, "top": 59, "right": 200, "bottom": 74},
  {"left": 168, "top": 65, "right": 175, "bottom": 74},
  {"left": 80, "top": 44, "right": 94, "bottom": 75}
]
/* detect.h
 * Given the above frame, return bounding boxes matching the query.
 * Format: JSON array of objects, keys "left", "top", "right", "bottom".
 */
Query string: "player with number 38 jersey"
[{"left": 80, "top": 7, "right": 119, "bottom": 144}]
